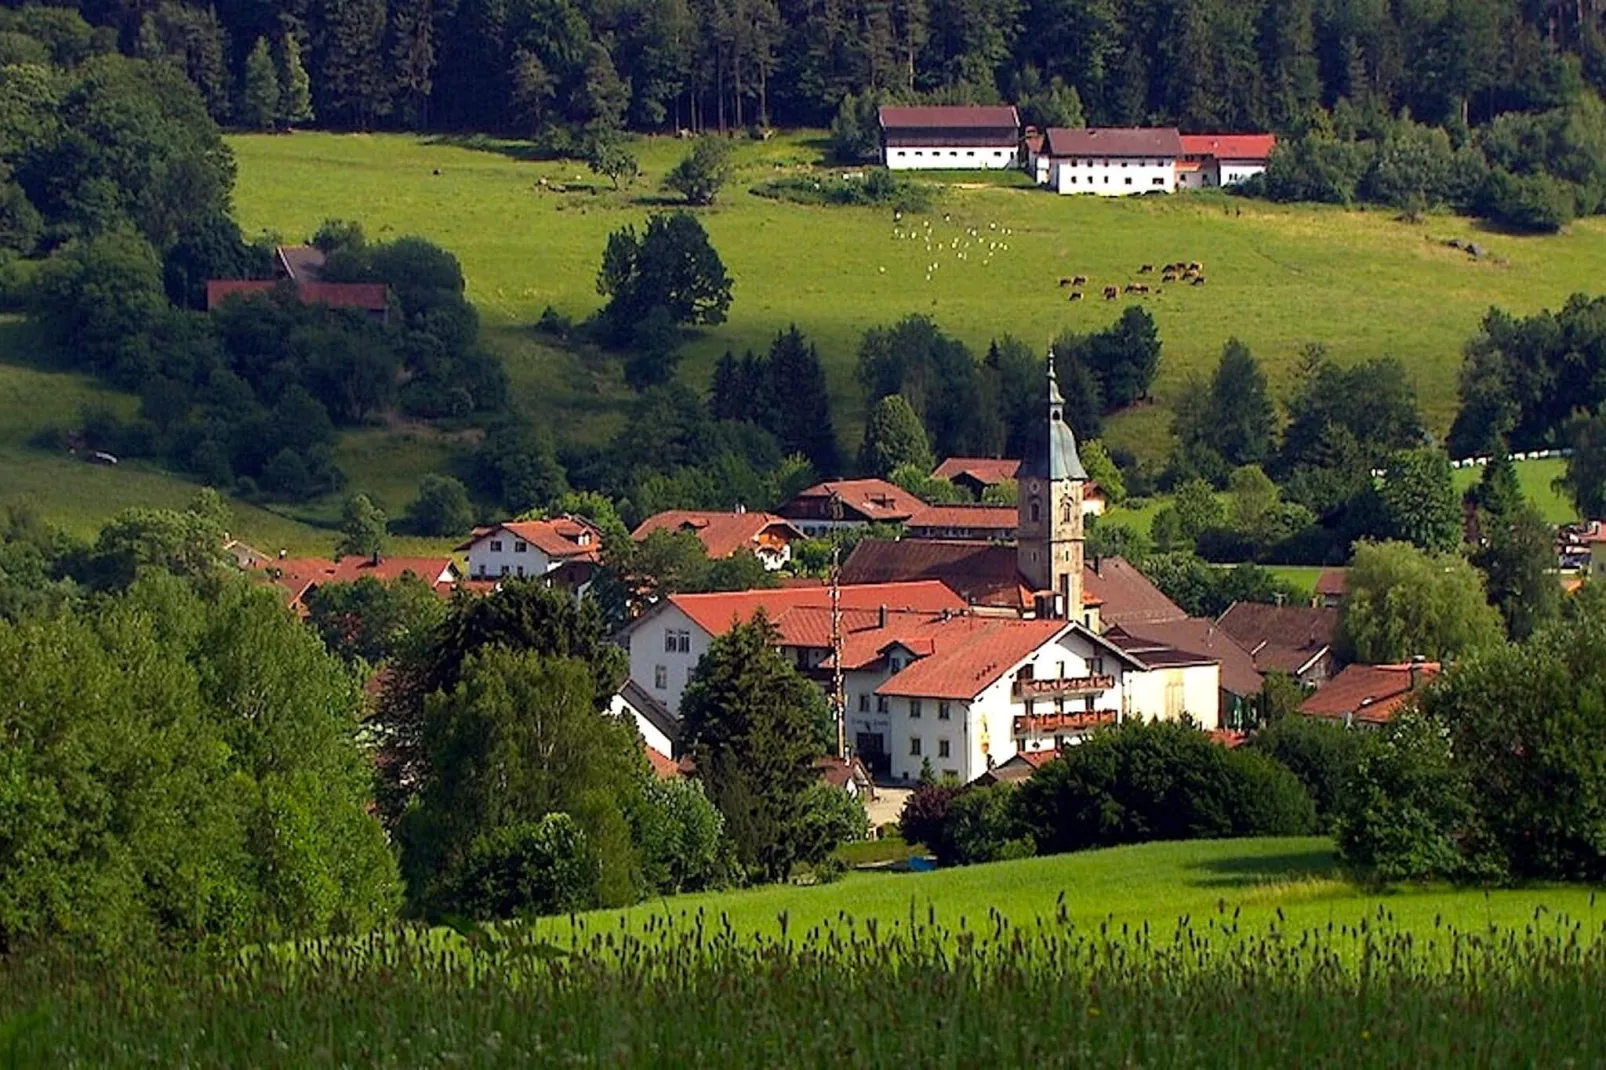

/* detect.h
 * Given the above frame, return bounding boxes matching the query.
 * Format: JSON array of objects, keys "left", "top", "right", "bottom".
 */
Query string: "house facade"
[
  {"left": 1177, "top": 134, "right": 1277, "bottom": 189},
  {"left": 1042, "top": 127, "right": 1184, "bottom": 196},
  {"left": 879, "top": 105, "right": 1021, "bottom": 171},
  {"left": 456, "top": 515, "right": 603, "bottom": 581}
]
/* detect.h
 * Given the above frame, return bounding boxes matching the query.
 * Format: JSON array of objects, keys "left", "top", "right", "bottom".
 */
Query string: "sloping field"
[{"left": 232, "top": 131, "right": 1606, "bottom": 465}]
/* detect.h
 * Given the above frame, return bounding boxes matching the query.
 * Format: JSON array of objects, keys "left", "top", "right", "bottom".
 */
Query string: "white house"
[
  {"left": 456, "top": 515, "right": 603, "bottom": 582},
  {"left": 879, "top": 105, "right": 1021, "bottom": 171},
  {"left": 1042, "top": 127, "right": 1184, "bottom": 196},
  {"left": 615, "top": 581, "right": 967, "bottom": 718},
  {"left": 610, "top": 678, "right": 679, "bottom": 758},
  {"left": 1177, "top": 134, "right": 1277, "bottom": 189}
]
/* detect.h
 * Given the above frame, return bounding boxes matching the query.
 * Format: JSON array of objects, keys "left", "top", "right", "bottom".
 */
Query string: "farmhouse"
[
  {"left": 632, "top": 509, "right": 803, "bottom": 570},
  {"left": 204, "top": 278, "right": 391, "bottom": 323},
  {"left": 1300, "top": 659, "right": 1440, "bottom": 728},
  {"left": 456, "top": 515, "right": 604, "bottom": 582},
  {"left": 1216, "top": 602, "right": 1339, "bottom": 688},
  {"left": 1042, "top": 127, "right": 1184, "bottom": 196},
  {"left": 932, "top": 457, "right": 1020, "bottom": 497},
  {"left": 1177, "top": 134, "right": 1277, "bottom": 189},
  {"left": 905, "top": 503, "right": 1018, "bottom": 541},
  {"left": 257, "top": 554, "right": 461, "bottom": 615},
  {"left": 775, "top": 478, "right": 926, "bottom": 536},
  {"left": 879, "top": 104, "right": 1021, "bottom": 171}
]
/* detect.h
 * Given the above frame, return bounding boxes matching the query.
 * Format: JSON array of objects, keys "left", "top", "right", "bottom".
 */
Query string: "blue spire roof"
[{"left": 1024, "top": 352, "right": 1087, "bottom": 482}]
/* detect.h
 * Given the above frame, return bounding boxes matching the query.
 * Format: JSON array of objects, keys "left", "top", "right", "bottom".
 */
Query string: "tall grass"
[{"left": 8, "top": 902, "right": 1606, "bottom": 1066}]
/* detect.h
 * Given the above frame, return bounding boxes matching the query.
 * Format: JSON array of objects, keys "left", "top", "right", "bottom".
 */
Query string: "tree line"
[{"left": 24, "top": 0, "right": 1606, "bottom": 143}]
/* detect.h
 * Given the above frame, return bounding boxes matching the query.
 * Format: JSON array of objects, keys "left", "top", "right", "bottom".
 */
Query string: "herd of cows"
[{"left": 1058, "top": 261, "right": 1208, "bottom": 301}]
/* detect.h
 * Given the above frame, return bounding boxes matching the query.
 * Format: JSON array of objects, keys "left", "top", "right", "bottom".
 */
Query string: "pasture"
[
  {"left": 231, "top": 130, "right": 1606, "bottom": 471},
  {"left": 10, "top": 837, "right": 1606, "bottom": 1065}
]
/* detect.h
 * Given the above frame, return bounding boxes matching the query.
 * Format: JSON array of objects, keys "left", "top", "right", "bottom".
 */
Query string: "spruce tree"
[
  {"left": 859, "top": 394, "right": 933, "bottom": 477},
  {"left": 278, "top": 31, "right": 315, "bottom": 127},
  {"left": 765, "top": 326, "right": 838, "bottom": 476},
  {"left": 242, "top": 37, "right": 281, "bottom": 131}
]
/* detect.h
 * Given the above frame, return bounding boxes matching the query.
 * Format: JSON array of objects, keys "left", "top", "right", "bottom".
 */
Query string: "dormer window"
[{"left": 577, "top": 532, "right": 591, "bottom": 545}]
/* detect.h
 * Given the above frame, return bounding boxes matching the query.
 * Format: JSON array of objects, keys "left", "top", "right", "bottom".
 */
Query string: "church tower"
[{"left": 1017, "top": 352, "right": 1087, "bottom": 620}]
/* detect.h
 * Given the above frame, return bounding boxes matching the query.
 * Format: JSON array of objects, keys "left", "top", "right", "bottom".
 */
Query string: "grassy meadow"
[
  {"left": 12, "top": 837, "right": 1606, "bottom": 1065},
  {"left": 228, "top": 129, "right": 1606, "bottom": 464}
]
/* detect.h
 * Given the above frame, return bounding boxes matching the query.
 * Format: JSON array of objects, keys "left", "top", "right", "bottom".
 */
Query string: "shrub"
[
  {"left": 793, "top": 782, "right": 870, "bottom": 867},
  {"left": 942, "top": 784, "right": 1033, "bottom": 866},
  {"left": 898, "top": 784, "right": 959, "bottom": 852},
  {"left": 449, "top": 815, "right": 599, "bottom": 920},
  {"left": 1249, "top": 717, "right": 1375, "bottom": 828},
  {"left": 1014, "top": 720, "right": 1316, "bottom": 857}
]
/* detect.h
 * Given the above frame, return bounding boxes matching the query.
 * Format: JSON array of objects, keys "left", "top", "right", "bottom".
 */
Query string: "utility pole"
[{"left": 829, "top": 496, "right": 847, "bottom": 759}]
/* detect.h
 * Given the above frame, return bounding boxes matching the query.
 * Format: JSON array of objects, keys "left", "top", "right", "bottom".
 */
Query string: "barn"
[{"left": 878, "top": 105, "right": 1021, "bottom": 171}]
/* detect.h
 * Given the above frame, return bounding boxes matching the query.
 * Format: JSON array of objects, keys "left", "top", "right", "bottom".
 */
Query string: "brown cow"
[
  {"left": 1191, "top": 275, "right": 1206, "bottom": 286},
  {"left": 1103, "top": 286, "right": 1119, "bottom": 300},
  {"left": 1058, "top": 277, "right": 1074, "bottom": 287},
  {"left": 1139, "top": 264, "right": 1154, "bottom": 273},
  {"left": 1188, "top": 261, "right": 1203, "bottom": 272},
  {"left": 1069, "top": 291, "right": 1084, "bottom": 301},
  {"left": 1162, "top": 271, "right": 1178, "bottom": 283},
  {"left": 1072, "top": 275, "right": 1088, "bottom": 287}
]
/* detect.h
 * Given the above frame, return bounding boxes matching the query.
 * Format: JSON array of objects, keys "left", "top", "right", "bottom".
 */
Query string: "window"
[
  {"left": 909, "top": 737, "right": 922, "bottom": 756},
  {"left": 1125, "top": 177, "right": 1134, "bottom": 186},
  {"left": 938, "top": 739, "right": 951, "bottom": 758},
  {"left": 859, "top": 693, "right": 870, "bottom": 713},
  {"left": 514, "top": 540, "right": 528, "bottom": 553},
  {"left": 654, "top": 664, "right": 668, "bottom": 689},
  {"left": 1030, "top": 500, "right": 1040, "bottom": 523},
  {"left": 966, "top": 150, "right": 975, "bottom": 156},
  {"left": 938, "top": 701, "right": 951, "bottom": 720},
  {"left": 1063, "top": 499, "right": 1074, "bottom": 522},
  {"left": 686, "top": 666, "right": 694, "bottom": 685},
  {"left": 1153, "top": 177, "right": 1164, "bottom": 186},
  {"left": 662, "top": 629, "right": 691, "bottom": 653},
  {"left": 950, "top": 150, "right": 959, "bottom": 156},
  {"left": 1057, "top": 661, "right": 1066, "bottom": 679},
  {"left": 578, "top": 532, "right": 591, "bottom": 545},
  {"left": 889, "top": 655, "right": 905, "bottom": 672},
  {"left": 1103, "top": 175, "right": 1110, "bottom": 184},
  {"left": 490, "top": 540, "right": 503, "bottom": 552},
  {"left": 664, "top": 630, "right": 676, "bottom": 653},
  {"left": 500, "top": 564, "right": 510, "bottom": 576},
  {"left": 516, "top": 565, "right": 525, "bottom": 578},
  {"left": 877, "top": 696, "right": 889, "bottom": 713},
  {"left": 914, "top": 151, "right": 923, "bottom": 157},
  {"left": 1085, "top": 696, "right": 1097, "bottom": 712},
  {"left": 678, "top": 631, "right": 691, "bottom": 653},
  {"left": 910, "top": 699, "right": 922, "bottom": 719},
  {"left": 1069, "top": 175, "right": 1077, "bottom": 184}
]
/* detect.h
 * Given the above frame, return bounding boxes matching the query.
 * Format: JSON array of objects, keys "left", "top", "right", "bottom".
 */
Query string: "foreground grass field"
[
  {"left": 231, "top": 131, "right": 1606, "bottom": 470},
  {"left": 12, "top": 838, "right": 1606, "bottom": 1065}
]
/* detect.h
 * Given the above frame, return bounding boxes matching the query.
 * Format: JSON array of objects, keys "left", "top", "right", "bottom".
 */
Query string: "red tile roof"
[
  {"left": 260, "top": 555, "right": 460, "bottom": 611},
  {"left": 1216, "top": 603, "right": 1338, "bottom": 676},
  {"left": 1315, "top": 568, "right": 1349, "bottom": 597},
  {"left": 879, "top": 105, "right": 1020, "bottom": 129},
  {"left": 1301, "top": 662, "right": 1441, "bottom": 725},
  {"left": 457, "top": 516, "right": 604, "bottom": 562},
  {"left": 205, "top": 279, "right": 389, "bottom": 312},
  {"left": 907, "top": 504, "right": 1017, "bottom": 533},
  {"left": 1179, "top": 133, "right": 1277, "bottom": 161},
  {"left": 1044, "top": 127, "right": 1183, "bottom": 158},
  {"left": 1102, "top": 627, "right": 1218, "bottom": 671},
  {"left": 815, "top": 755, "right": 873, "bottom": 791},
  {"left": 662, "top": 581, "right": 966, "bottom": 639},
  {"left": 632, "top": 510, "right": 801, "bottom": 559},
  {"left": 876, "top": 617, "right": 1070, "bottom": 700},
  {"left": 781, "top": 479, "right": 928, "bottom": 524},
  {"left": 932, "top": 457, "right": 1021, "bottom": 485}
]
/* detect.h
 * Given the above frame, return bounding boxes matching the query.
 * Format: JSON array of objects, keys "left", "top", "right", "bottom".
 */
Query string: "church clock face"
[{"left": 1028, "top": 480, "right": 1041, "bottom": 494}]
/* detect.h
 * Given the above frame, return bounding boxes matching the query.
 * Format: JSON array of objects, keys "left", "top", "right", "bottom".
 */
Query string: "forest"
[{"left": 17, "top": 0, "right": 1606, "bottom": 139}]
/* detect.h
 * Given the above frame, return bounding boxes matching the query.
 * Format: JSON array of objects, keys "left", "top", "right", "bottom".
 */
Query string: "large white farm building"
[{"left": 879, "top": 105, "right": 1022, "bottom": 171}]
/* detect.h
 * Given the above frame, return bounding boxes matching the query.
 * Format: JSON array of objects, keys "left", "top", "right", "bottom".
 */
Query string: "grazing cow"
[
  {"left": 1188, "top": 261, "right": 1202, "bottom": 272},
  {"left": 1162, "top": 271, "right": 1178, "bottom": 283},
  {"left": 1072, "top": 275, "right": 1088, "bottom": 287},
  {"left": 1069, "top": 291, "right": 1084, "bottom": 301},
  {"left": 1103, "top": 286, "right": 1119, "bottom": 300},
  {"left": 1059, "top": 277, "right": 1073, "bottom": 287},
  {"left": 1139, "top": 264, "right": 1154, "bottom": 274},
  {"left": 1191, "top": 275, "right": 1206, "bottom": 286}
]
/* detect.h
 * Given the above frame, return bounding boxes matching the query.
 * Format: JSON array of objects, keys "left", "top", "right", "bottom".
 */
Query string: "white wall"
[
  {"left": 886, "top": 144, "right": 1016, "bottom": 171},
  {"left": 626, "top": 604, "right": 713, "bottom": 716},
  {"left": 1054, "top": 157, "right": 1177, "bottom": 196},
  {"left": 1122, "top": 663, "right": 1221, "bottom": 730},
  {"left": 610, "top": 692, "right": 674, "bottom": 757},
  {"left": 467, "top": 535, "right": 563, "bottom": 581},
  {"left": 1219, "top": 161, "right": 1266, "bottom": 186}
]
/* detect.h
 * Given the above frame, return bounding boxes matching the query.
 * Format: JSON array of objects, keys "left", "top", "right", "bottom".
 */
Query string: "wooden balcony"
[
  {"left": 1013, "top": 674, "right": 1115, "bottom": 700},
  {"left": 1013, "top": 710, "right": 1115, "bottom": 736}
]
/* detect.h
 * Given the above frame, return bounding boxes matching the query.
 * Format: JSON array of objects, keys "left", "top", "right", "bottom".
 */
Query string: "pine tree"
[
  {"left": 389, "top": 0, "right": 437, "bottom": 128},
  {"left": 318, "top": 0, "right": 390, "bottom": 129},
  {"left": 279, "top": 32, "right": 315, "bottom": 127},
  {"left": 242, "top": 37, "right": 282, "bottom": 131},
  {"left": 765, "top": 327, "right": 838, "bottom": 476},
  {"left": 859, "top": 394, "right": 933, "bottom": 477}
]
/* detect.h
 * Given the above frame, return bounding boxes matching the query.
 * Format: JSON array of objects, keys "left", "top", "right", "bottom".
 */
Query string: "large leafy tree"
[
  {"left": 1377, "top": 448, "right": 1461, "bottom": 553},
  {"left": 597, "top": 211, "right": 733, "bottom": 342},
  {"left": 1338, "top": 540, "right": 1504, "bottom": 663},
  {"left": 662, "top": 136, "right": 733, "bottom": 204},
  {"left": 0, "top": 572, "right": 400, "bottom": 952},
  {"left": 399, "top": 648, "right": 647, "bottom": 913},
  {"left": 680, "top": 614, "right": 830, "bottom": 882},
  {"left": 859, "top": 393, "right": 933, "bottom": 477}
]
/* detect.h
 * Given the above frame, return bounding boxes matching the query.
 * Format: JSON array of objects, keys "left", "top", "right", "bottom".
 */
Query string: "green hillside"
[{"left": 231, "top": 130, "right": 1606, "bottom": 470}]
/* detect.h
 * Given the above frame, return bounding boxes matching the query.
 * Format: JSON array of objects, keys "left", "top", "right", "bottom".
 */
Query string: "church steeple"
[{"left": 1018, "top": 350, "right": 1087, "bottom": 621}]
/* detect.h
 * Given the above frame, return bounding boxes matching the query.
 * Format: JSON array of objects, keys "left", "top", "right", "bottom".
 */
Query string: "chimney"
[
  {"left": 1408, "top": 654, "right": 1427, "bottom": 691},
  {"left": 371, "top": 550, "right": 382, "bottom": 567},
  {"left": 1093, "top": 555, "right": 1103, "bottom": 576},
  {"left": 878, "top": 604, "right": 888, "bottom": 629}
]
